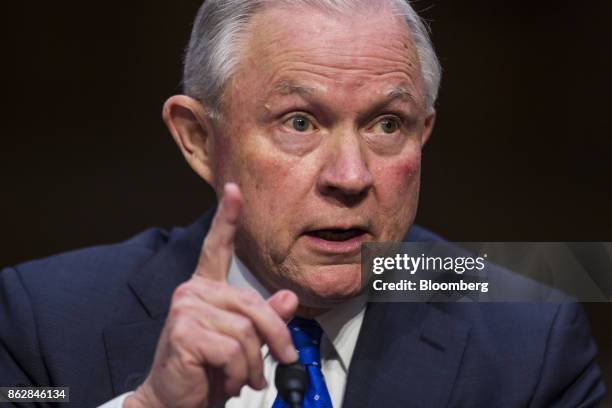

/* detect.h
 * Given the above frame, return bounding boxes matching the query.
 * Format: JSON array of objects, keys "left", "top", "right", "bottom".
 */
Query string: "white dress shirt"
[{"left": 100, "top": 256, "right": 365, "bottom": 408}]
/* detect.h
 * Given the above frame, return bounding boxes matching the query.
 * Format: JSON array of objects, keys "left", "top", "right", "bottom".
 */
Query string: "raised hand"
[{"left": 125, "top": 183, "right": 299, "bottom": 408}]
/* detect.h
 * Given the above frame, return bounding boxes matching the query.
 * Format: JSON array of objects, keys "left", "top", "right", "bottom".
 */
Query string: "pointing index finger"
[{"left": 195, "top": 182, "right": 243, "bottom": 282}]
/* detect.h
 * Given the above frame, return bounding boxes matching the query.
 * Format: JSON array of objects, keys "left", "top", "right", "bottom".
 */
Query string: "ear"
[
  {"left": 421, "top": 109, "right": 436, "bottom": 146},
  {"left": 162, "top": 95, "right": 216, "bottom": 185}
]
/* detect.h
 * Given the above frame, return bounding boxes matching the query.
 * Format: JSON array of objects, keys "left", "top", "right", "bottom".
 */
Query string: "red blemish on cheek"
[
  {"left": 392, "top": 153, "right": 421, "bottom": 179},
  {"left": 371, "top": 150, "right": 421, "bottom": 189}
]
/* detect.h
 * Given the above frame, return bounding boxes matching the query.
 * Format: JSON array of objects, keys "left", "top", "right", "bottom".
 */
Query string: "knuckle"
[
  {"left": 224, "top": 339, "right": 242, "bottom": 361},
  {"left": 238, "top": 289, "right": 263, "bottom": 306},
  {"left": 168, "top": 322, "right": 190, "bottom": 347},
  {"left": 171, "top": 283, "right": 191, "bottom": 302},
  {"left": 168, "top": 302, "right": 186, "bottom": 319},
  {"left": 174, "top": 348, "right": 201, "bottom": 371},
  {"left": 234, "top": 317, "right": 256, "bottom": 339}
]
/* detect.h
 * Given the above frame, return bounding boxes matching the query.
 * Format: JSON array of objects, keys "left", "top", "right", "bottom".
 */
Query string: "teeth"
[{"left": 311, "top": 229, "right": 363, "bottom": 241}]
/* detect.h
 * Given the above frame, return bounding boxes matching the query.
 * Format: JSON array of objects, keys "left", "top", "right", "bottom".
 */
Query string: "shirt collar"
[{"left": 227, "top": 255, "right": 366, "bottom": 371}]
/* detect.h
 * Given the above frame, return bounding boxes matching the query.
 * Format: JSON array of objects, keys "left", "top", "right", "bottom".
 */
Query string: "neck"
[{"left": 296, "top": 304, "right": 331, "bottom": 318}]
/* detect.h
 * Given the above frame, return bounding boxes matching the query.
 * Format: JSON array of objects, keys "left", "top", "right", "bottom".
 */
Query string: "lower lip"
[{"left": 303, "top": 233, "right": 366, "bottom": 254}]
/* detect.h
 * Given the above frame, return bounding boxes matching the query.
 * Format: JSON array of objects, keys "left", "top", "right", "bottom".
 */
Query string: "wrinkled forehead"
[{"left": 231, "top": 2, "right": 426, "bottom": 110}]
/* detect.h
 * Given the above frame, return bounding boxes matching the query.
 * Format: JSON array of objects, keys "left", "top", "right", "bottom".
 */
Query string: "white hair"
[{"left": 183, "top": 0, "right": 441, "bottom": 117}]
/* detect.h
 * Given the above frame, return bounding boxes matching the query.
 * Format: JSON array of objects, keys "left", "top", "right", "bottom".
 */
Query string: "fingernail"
[{"left": 224, "top": 182, "right": 239, "bottom": 197}]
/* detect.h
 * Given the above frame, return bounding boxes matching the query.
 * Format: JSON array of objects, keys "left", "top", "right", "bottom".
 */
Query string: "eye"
[
  {"left": 375, "top": 117, "right": 401, "bottom": 134},
  {"left": 283, "top": 115, "right": 314, "bottom": 133}
]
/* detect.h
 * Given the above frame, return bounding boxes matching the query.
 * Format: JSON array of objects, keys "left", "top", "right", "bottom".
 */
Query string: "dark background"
[{"left": 2, "top": 0, "right": 610, "bottom": 401}]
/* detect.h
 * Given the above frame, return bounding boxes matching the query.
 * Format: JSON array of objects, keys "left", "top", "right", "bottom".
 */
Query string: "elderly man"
[{"left": 0, "top": 0, "right": 605, "bottom": 407}]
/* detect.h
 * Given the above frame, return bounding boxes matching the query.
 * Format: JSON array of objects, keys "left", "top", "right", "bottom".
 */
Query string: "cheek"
[
  {"left": 211, "top": 129, "right": 241, "bottom": 190},
  {"left": 394, "top": 155, "right": 421, "bottom": 180},
  {"left": 375, "top": 149, "right": 422, "bottom": 198},
  {"left": 237, "top": 154, "right": 318, "bottom": 266},
  {"left": 241, "top": 140, "right": 320, "bottom": 203},
  {"left": 244, "top": 154, "right": 283, "bottom": 213},
  {"left": 372, "top": 151, "right": 422, "bottom": 240},
  {"left": 234, "top": 144, "right": 313, "bottom": 232}
]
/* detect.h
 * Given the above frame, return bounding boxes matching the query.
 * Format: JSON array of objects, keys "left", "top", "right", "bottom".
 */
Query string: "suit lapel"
[
  {"left": 103, "top": 209, "right": 215, "bottom": 395},
  {"left": 127, "top": 209, "right": 215, "bottom": 319},
  {"left": 344, "top": 301, "right": 470, "bottom": 408}
]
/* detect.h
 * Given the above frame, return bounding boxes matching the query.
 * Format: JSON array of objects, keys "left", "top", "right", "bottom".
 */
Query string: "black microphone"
[{"left": 275, "top": 362, "right": 308, "bottom": 408}]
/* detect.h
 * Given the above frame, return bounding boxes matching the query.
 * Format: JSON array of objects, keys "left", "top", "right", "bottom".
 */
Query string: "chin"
[{"left": 290, "top": 263, "right": 363, "bottom": 307}]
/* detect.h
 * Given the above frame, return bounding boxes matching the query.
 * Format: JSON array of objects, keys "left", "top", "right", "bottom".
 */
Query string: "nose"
[{"left": 317, "top": 130, "right": 373, "bottom": 206}]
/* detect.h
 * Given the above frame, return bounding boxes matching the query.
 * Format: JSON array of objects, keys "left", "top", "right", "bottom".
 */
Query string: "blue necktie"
[{"left": 272, "top": 317, "right": 333, "bottom": 408}]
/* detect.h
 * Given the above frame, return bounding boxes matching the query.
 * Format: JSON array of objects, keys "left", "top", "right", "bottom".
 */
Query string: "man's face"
[{"left": 210, "top": 4, "right": 434, "bottom": 308}]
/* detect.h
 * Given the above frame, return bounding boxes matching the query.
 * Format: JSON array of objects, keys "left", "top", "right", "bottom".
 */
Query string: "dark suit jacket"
[{"left": 0, "top": 211, "right": 605, "bottom": 407}]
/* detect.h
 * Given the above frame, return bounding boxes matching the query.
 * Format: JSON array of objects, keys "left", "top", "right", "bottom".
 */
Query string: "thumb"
[{"left": 267, "top": 290, "right": 299, "bottom": 322}]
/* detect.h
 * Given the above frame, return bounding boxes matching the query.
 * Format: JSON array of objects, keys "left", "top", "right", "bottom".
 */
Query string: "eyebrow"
[
  {"left": 268, "top": 79, "right": 321, "bottom": 98},
  {"left": 384, "top": 86, "right": 417, "bottom": 104},
  {"left": 260, "top": 79, "right": 420, "bottom": 121},
  {"left": 268, "top": 80, "right": 416, "bottom": 101}
]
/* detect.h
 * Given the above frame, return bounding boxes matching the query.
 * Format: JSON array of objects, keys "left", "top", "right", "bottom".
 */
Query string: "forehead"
[{"left": 234, "top": 3, "right": 426, "bottom": 106}]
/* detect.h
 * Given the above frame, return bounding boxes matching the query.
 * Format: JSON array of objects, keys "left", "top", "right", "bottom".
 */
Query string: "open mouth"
[{"left": 305, "top": 228, "right": 367, "bottom": 242}]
